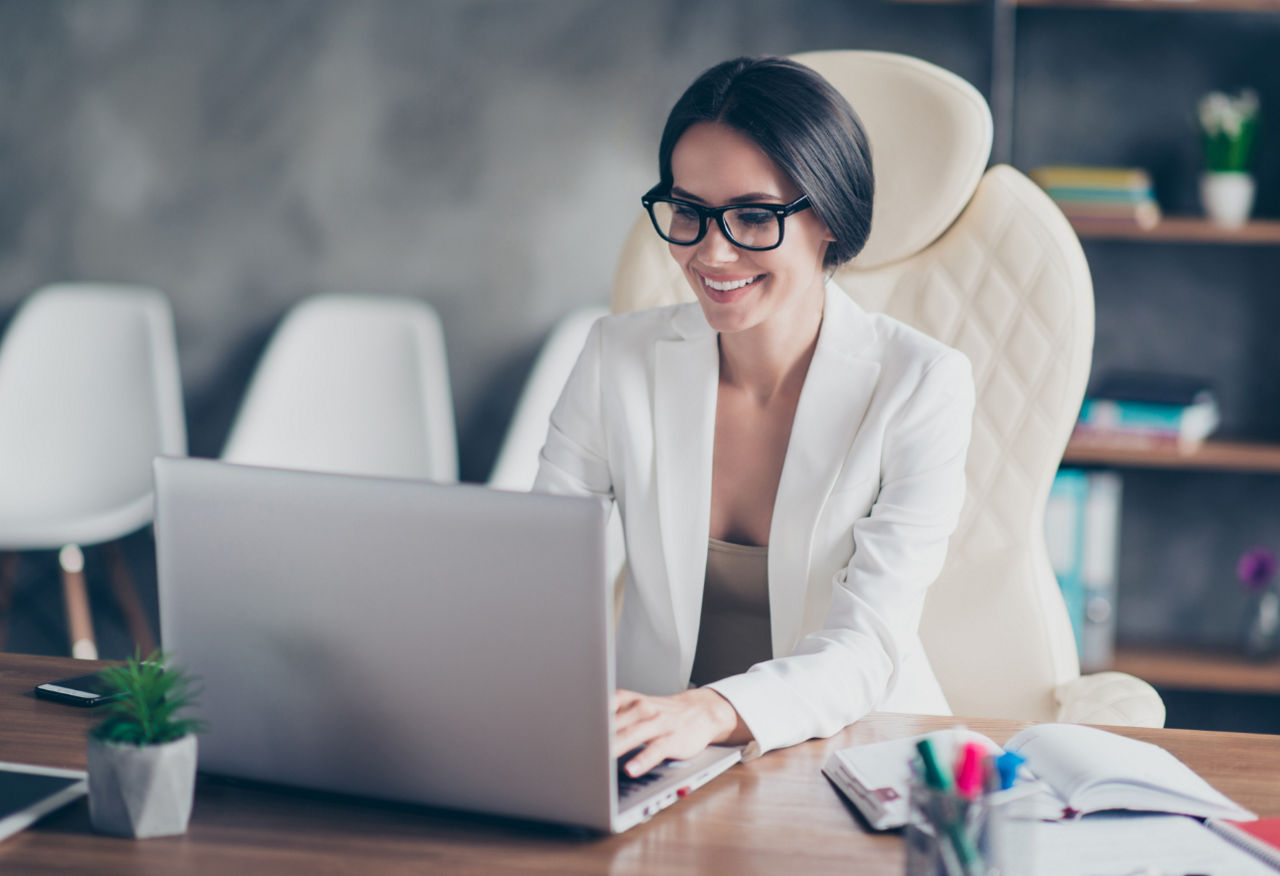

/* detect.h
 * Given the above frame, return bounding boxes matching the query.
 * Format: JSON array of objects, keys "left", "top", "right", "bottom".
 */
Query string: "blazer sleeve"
[
  {"left": 707, "top": 348, "right": 974, "bottom": 757},
  {"left": 532, "top": 317, "right": 614, "bottom": 501}
]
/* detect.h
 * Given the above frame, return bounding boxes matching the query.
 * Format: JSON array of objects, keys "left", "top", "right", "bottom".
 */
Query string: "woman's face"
[{"left": 667, "top": 121, "right": 833, "bottom": 337}]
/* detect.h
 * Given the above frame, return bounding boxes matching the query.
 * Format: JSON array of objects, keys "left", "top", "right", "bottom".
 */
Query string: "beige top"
[{"left": 689, "top": 538, "right": 772, "bottom": 687}]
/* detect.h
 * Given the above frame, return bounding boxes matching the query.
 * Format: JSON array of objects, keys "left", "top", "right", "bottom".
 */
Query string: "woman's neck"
[{"left": 717, "top": 283, "right": 825, "bottom": 404}]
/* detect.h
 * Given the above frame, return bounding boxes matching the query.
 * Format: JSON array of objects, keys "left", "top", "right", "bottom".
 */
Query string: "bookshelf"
[
  {"left": 1111, "top": 645, "right": 1280, "bottom": 695},
  {"left": 1063, "top": 438, "right": 1280, "bottom": 473},
  {"left": 1070, "top": 217, "right": 1280, "bottom": 244},
  {"left": 895, "top": 0, "right": 1280, "bottom": 11}
]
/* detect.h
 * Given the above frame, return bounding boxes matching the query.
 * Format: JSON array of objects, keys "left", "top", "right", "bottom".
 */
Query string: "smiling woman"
[{"left": 534, "top": 57, "right": 975, "bottom": 778}]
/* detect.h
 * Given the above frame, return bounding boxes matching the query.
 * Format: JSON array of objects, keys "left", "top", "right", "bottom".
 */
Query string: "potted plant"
[
  {"left": 1197, "top": 88, "right": 1260, "bottom": 227},
  {"left": 86, "top": 651, "right": 205, "bottom": 838}
]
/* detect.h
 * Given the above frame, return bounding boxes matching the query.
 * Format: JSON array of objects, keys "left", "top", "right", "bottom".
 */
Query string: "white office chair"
[
  {"left": 0, "top": 283, "right": 186, "bottom": 658},
  {"left": 489, "top": 307, "right": 609, "bottom": 491},
  {"left": 222, "top": 294, "right": 458, "bottom": 482},
  {"left": 489, "top": 306, "right": 626, "bottom": 593},
  {"left": 611, "top": 51, "right": 1164, "bottom": 726}
]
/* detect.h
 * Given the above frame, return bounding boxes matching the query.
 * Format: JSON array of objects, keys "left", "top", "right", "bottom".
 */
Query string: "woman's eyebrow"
[{"left": 671, "top": 186, "right": 785, "bottom": 204}]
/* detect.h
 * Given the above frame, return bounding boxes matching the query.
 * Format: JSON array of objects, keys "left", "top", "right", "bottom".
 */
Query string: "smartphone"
[{"left": 34, "top": 672, "right": 120, "bottom": 707}]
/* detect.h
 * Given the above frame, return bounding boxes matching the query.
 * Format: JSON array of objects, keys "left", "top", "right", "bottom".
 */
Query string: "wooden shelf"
[
  {"left": 894, "top": 0, "right": 1280, "bottom": 10},
  {"left": 1063, "top": 437, "right": 1280, "bottom": 473},
  {"left": 1069, "top": 216, "right": 1280, "bottom": 244},
  {"left": 1016, "top": 0, "right": 1280, "bottom": 10},
  {"left": 1111, "top": 645, "right": 1280, "bottom": 694}
]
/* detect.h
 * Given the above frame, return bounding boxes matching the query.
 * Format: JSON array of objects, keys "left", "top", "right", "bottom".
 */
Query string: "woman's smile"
[{"left": 696, "top": 270, "right": 766, "bottom": 303}]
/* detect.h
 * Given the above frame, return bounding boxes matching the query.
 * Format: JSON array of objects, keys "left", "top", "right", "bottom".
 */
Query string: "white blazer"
[{"left": 534, "top": 280, "right": 974, "bottom": 758}]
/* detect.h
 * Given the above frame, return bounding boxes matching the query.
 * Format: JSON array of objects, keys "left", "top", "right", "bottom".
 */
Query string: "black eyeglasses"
[{"left": 641, "top": 185, "right": 812, "bottom": 252}]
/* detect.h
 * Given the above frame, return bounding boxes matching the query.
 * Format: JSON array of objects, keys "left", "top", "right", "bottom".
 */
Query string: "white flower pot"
[
  {"left": 88, "top": 734, "right": 197, "bottom": 838},
  {"left": 1200, "top": 171, "right": 1255, "bottom": 228}
]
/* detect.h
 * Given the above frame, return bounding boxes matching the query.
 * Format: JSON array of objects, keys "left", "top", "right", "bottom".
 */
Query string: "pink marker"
[{"left": 954, "top": 741, "right": 987, "bottom": 800}]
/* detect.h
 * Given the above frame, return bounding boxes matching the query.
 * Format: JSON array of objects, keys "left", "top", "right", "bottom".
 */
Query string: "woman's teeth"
[{"left": 703, "top": 275, "right": 760, "bottom": 292}]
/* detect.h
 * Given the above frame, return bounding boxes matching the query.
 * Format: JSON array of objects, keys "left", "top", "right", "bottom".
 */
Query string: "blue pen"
[{"left": 995, "top": 750, "right": 1025, "bottom": 791}]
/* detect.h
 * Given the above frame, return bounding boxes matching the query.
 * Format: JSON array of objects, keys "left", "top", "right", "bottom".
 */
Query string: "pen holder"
[{"left": 904, "top": 778, "right": 1038, "bottom": 876}]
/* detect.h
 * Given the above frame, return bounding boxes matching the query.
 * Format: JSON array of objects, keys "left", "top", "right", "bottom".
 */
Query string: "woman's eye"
[
  {"left": 672, "top": 204, "right": 701, "bottom": 222},
  {"left": 735, "top": 209, "right": 774, "bottom": 227}
]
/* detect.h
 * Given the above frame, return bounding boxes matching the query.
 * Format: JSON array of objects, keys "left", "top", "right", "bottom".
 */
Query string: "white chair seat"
[
  {"left": 0, "top": 284, "right": 186, "bottom": 550},
  {"left": 222, "top": 294, "right": 458, "bottom": 482},
  {"left": 0, "top": 283, "right": 186, "bottom": 658}
]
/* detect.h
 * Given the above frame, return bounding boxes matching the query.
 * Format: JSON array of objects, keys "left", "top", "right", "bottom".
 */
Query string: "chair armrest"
[{"left": 1053, "top": 671, "right": 1166, "bottom": 728}]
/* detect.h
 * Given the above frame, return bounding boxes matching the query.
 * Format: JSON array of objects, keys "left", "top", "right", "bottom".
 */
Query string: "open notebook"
[{"left": 822, "top": 723, "right": 1254, "bottom": 830}]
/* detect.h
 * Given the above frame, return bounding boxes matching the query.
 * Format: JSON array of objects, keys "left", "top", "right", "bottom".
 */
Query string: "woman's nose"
[{"left": 696, "top": 220, "right": 739, "bottom": 263}]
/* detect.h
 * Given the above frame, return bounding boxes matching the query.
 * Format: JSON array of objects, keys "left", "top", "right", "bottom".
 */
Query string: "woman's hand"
[{"left": 613, "top": 688, "right": 753, "bottom": 777}]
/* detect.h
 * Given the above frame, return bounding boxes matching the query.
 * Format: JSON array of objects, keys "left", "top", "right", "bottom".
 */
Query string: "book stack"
[
  {"left": 1029, "top": 165, "right": 1162, "bottom": 231},
  {"left": 1072, "top": 371, "right": 1220, "bottom": 453},
  {"left": 1046, "top": 469, "right": 1121, "bottom": 673}
]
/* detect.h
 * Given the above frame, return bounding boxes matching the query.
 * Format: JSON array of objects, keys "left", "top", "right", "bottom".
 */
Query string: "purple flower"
[{"left": 1237, "top": 547, "right": 1278, "bottom": 591}]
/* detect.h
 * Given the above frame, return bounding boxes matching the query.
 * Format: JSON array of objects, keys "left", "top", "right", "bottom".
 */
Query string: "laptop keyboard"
[{"left": 617, "top": 747, "right": 673, "bottom": 799}]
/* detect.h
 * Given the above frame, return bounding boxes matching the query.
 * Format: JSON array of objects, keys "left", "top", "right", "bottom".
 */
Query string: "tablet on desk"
[{"left": 0, "top": 762, "right": 88, "bottom": 842}]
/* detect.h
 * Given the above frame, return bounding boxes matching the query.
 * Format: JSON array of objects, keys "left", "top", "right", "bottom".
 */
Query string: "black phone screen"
[{"left": 34, "top": 672, "right": 117, "bottom": 706}]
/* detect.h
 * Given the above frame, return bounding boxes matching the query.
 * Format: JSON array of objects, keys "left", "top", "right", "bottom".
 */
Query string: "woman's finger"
[
  {"left": 622, "top": 735, "right": 671, "bottom": 777},
  {"left": 612, "top": 710, "right": 665, "bottom": 758}
]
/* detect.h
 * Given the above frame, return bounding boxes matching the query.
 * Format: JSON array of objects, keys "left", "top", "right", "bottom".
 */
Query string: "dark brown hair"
[{"left": 658, "top": 56, "right": 874, "bottom": 268}]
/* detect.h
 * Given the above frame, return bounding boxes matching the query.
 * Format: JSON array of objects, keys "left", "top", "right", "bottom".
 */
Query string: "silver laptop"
[{"left": 153, "top": 457, "right": 739, "bottom": 833}]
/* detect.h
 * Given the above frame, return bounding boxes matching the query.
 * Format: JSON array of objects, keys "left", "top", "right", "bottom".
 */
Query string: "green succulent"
[{"left": 91, "top": 650, "right": 206, "bottom": 746}]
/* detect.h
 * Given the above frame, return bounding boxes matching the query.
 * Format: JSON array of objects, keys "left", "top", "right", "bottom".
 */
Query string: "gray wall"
[
  {"left": 0, "top": 0, "right": 984, "bottom": 477},
  {"left": 2, "top": 0, "right": 1278, "bottom": 651}
]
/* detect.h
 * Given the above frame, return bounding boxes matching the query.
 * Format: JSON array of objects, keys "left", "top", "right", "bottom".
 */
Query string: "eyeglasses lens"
[{"left": 649, "top": 201, "right": 782, "bottom": 249}]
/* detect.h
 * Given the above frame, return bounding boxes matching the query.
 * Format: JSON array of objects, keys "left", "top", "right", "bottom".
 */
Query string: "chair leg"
[
  {"left": 0, "top": 553, "right": 16, "bottom": 651},
  {"left": 106, "top": 542, "right": 157, "bottom": 656},
  {"left": 59, "top": 545, "right": 98, "bottom": 660}
]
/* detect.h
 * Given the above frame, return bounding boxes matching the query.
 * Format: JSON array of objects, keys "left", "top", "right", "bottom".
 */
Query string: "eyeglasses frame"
[{"left": 641, "top": 185, "right": 812, "bottom": 252}]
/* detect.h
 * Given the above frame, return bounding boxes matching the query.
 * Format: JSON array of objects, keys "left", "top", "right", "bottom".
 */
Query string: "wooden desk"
[{"left": 3, "top": 653, "right": 1280, "bottom": 874}]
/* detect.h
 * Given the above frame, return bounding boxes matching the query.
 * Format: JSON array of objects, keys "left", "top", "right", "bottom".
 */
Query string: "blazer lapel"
[
  {"left": 654, "top": 305, "right": 719, "bottom": 675},
  {"left": 768, "top": 282, "right": 881, "bottom": 657}
]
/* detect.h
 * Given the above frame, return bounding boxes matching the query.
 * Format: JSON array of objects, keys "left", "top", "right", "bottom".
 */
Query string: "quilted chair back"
[{"left": 612, "top": 51, "right": 1163, "bottom": 725}]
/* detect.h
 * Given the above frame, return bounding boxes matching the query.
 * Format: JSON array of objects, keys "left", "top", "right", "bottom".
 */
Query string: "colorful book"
[
  {"left": 1080, "top": 471, "right": 1121, "bottom": 673},
  {"left": 1057, "top": 201, "right": 1162, "bottom": 230},
  {"left": 1093, "top": 371, "right": 1215, "bottom": 407},
  {"left": 1030, "top": 165, "right": 1153, "bottom": 190},
  {"left": 1045, "top": 470, "right": 1088, "bottom": 657},
  {"left": 1075, "top": 395, "right": 1220, "bottom": 449},
  {"left": 1206, "top": 817, "right": 1280, "bottom": 870}
]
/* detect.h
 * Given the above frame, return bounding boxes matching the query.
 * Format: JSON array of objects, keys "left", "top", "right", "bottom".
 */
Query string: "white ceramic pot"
[
  {"left": 87, "top": 734, "right": 197, "bottom": 838},
  {"left": 1200, "top": 171, "right": 1255, "bottom": 228}
]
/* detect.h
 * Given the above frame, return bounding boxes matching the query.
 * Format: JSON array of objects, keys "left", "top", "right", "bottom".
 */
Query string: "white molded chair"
[
  {"left": 611, "top": 51, "right": 1164, "bottom": 727},
  {"left": 222, "top": 294, "right": 458, "bottom": 483},
  {"left": 489, "top": 306, "right": 626, "bottom": 590},
  {"left": 0, "top": 283, "right": 186, "bottom": 658},
  {"left": 489, "top": 307, "right": 609, "bottom": 491}
]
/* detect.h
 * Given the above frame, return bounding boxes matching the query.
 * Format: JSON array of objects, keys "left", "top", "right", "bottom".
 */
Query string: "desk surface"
[{"left": 3, "top": 653, "right": 1280, "bottom": 875}]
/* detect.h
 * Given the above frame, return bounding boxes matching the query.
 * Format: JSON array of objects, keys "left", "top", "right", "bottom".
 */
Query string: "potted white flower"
[
  {"left": 1197, "top": 88, "right": 1260, "bottom": 227},
  {"left": 86, "top": 651, "right": 205, "bottom": 838}
]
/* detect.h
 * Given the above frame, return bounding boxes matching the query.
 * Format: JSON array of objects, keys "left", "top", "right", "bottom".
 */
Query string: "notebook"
[
  {"left": 1208, "top": 817, "right": 1280, "bottom": 871},
  {"left": 0, "top": 763, "right": 87, "bottom": 842},
  {"left": 153, "top": 457, "right": 739, "bottom": 834},
  {"left": 823, "top": 723, "right": 1254, "bottom": 830}
]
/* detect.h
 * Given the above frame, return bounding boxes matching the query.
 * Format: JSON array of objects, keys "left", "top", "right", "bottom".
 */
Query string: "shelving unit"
[
  {"left": 901, "top": 0, "right": 1280, "bottom": 701},
  {"left": 1110, "top": 645, "right": 1280, "bottom": 695},
  {"left": 896, "top": 0, "right": 1279, "bottom": 11},
  {"left": 1070, "top": 216, "right": 1280, "bottom": 244},
  {"left": 1063, "top": 438, "right": 1280, "bottom": 473}
]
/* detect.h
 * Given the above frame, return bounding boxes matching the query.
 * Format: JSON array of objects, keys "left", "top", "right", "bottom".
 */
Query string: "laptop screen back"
[{"left": 154, "top": 457, "right": 615, "bottom": 830}]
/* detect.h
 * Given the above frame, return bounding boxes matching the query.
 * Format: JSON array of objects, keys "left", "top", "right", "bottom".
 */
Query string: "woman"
[{"left": 534, "top": 56, "right": 974, "bottom": 776}]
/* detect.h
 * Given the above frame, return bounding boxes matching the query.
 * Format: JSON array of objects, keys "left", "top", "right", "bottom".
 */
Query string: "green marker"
[{"left": 916, "top": 737, "right": 954, "bottom": 792}]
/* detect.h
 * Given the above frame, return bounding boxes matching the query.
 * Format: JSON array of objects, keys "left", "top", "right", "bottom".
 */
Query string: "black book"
[{"left": 1091, "top": 371, "right": 1215, "bottom": 408}]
